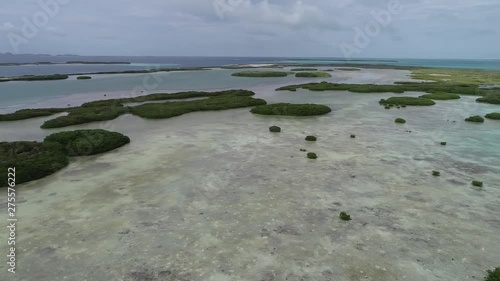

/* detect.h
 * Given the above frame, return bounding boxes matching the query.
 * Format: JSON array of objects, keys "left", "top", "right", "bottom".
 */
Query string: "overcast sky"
[{"left": 0, "top": 0, "right": 499, "bottom": 58}]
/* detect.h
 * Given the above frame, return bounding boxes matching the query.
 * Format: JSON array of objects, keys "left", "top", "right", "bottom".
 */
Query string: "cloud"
[{"left": 0, "top": 0, "right": 499, "bottom": 58}]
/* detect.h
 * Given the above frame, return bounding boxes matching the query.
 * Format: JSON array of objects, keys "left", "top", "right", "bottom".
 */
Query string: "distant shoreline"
[{"left": 0, "top": 61, "right": 131, "bottom": 66}]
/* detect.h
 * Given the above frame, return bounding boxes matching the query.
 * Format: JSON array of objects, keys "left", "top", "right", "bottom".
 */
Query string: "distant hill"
[{"left": 0, "top": 53, "right": 130, "bottom": 65}]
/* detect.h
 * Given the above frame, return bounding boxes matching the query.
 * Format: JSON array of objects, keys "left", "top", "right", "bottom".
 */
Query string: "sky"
[{"left": 0, "top": 0, "right": 499, "bottom": 59}]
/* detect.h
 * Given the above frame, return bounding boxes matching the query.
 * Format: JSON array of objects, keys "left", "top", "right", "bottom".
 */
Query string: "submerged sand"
[{"left": 0, "top": 69, "right": 499, "bottom": 281}]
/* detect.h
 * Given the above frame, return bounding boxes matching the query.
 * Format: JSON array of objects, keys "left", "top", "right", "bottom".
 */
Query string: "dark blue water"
[{"left": 1, "top": 56, "right": 499, "bottom": 77}]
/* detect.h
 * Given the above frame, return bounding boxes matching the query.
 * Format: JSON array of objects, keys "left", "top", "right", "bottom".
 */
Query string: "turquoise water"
[
  {"left": 0, "top": 67, "right": 499, "bottom": 280},
  {"left": 0, "top": 69, "right": 300, "bottom": 111},
  {"left": 280, "top": 58, "right": 500, "bottom": 70}
]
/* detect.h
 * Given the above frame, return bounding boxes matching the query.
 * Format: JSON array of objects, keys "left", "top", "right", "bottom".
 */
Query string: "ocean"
[{"left": 1, "top": 57, "right": 500, "bottom": 77}]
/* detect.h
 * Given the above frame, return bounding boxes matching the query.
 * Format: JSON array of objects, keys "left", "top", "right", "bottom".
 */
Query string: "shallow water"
[
  {"left": 0, "top": 70, "right": 499, "bottom": 281},
  {"left": 0, "top": 68, "right": 411, "bottom": 113}
]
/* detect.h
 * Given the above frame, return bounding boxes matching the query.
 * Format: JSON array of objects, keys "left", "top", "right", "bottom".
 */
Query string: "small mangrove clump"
[
  {"left": 472, "top": 180, "right": 483, "bottom": 187},
  {"left": 465, "top": 116, "right": 485, "bottom": 123},
  {"left": 380, "top": 97, "right": 436, "bottom": 106},
  {"left": 295, "top": 72, "right": 332, "bottom": 78},
  {"left": 269, "top": 126, "right": 281, "bottom": 133},
  {"left": 290, "top": 68, "right": 318, "bottom": 71},
  {"left": 300, "top": 149, "right": 307, "bottom": 152},
  {"left": 0, "top": 129, "right": 130, "bottom": 187},
  {"left": 339, "top": 212, "right": 351, "bottom": 221},
  {"left": 432, "top": 171, "right": 441, "bottom": 177},
  {"left": 477, "top": 92, "right": 500, "bottom": 105},
  {"left": 232, "top": 71, "right": 289, "bottom": 77},
  {"left": 395, "top": 118, "right": 406, "bottom": 124},
  {"left": 77, "top": 76, "right": 92, "bottom": 80},
  {"left": 307, "top": 152, "right": 318, "bottom": 159},
  {"left": 440, "top": 142, "right": 447, "bottom": 146},
  {"left": 485, "top": 267, "right": 500, "bottom": 281},
  {"left": 485, "top": 113, "right": 500, "bottom": 120},
  {"left": 350, "top": 134, "right": 356, "bottom": 138},
  {"left": 419, "top": 92, "right": 461, "bottom": 100},
  {"left": 305, "top": 136, "right": 317, "bottom": 141},
  {"left": 44, "top": 129, "right": 131, "bottom": 156},
  {"left": 251, "top": 103, "right": 332, "bottom": 116}
]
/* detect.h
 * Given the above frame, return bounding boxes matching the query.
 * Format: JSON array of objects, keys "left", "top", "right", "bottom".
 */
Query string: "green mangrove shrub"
[
  {"left": 307, "top": 152, "right": 318, "bottom": 159},
  {"left": 277, "top": 81, "right": 480, "bottom": 95},
  {"left": 0, "top": 90, "right": 263, "bottom": 128},
  {"left": 432, "top": 171, "right": 441, "bottom": 177},
  {"left": 44, "top": 129, "right": 130, "bottom": 156},
  {"left": 485, "top": 267, "right": 500, "bottom": 281},
  {"left": 251, "top": 103, "right": 332, "bottom": 116},
  {"left": 0, "top": 108, "right": 68, "bottom": 121},
  {"left": 291, "top": 68, "right": 318, "bottom": 71},
  {"left": 305, "top": 136, "right": 317, "bottom": 141},
  {"left": 295, "top": 72, "right": 332, "bottom": 78},
  {"left": 77, "top": 76, "right": 92, "bottom": 80},
  {"left": 419, "top": 92, "right": 461, "bottom": 100},
  {"left": 472, "top": 181, "right": 483, "bottom": 187},
  {"left": 380, "top": 97, "right": 436, "bottom": 106},
  {"left": 477, "top": 91, "right": 500, "bottom": 105},
  {"left": 269, "top": 126, "right": 281, "bottom": 133},
  {"left": 440, "top": 142, "right": 447, "bottom": 146},
  {"left": 485, "top": 113, "right": 500, "bottom": 120},
  {"left": 0, "top": 141, "right": 69, "bottom": 187},
  {"left": 465, "top": 116, "right": 485, "bottom": 123},
  {"left": 395, "top": 118, "right": 406, "bottom": 124},
  {"left": 231, "top": 71, "right": 288, "bottom": 77},
  {"left": 339, "top": 212, "right": 351, "bottom": 221}
]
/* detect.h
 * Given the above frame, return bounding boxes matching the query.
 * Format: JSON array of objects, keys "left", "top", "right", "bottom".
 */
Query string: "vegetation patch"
[
  {"left": 380, "top": 97, "right": 436, "bottom": 106},
  {"left": 0, "top": 74, "right": 69, "bottom": 83},
  {"left": 231, "top": 71, "right": 289, "bottom": 77},
  {"left": 130, "top": 96, "right": 266, "bottom": 119},
  {"left": 351, "top": 134, "right": 356, "bottom": 138},
  {"left": 441, "top": 142, "right": 447, "bottom": 146},
  {"left": 305, "top": 136, "right": 317, "bottom": 141},
  {"left": 0, "top": 90, "right": 264, "bottom": 129},
  {"left": 339, "top": 212, "right": 351, "bottom": 221},
  {"left": 0, "top": 108, "right": 69, "bottom": 121},
  {"left": 477, "top": 90, "right": 500, "bottom": 104},
  {"left": 251, "top": 103, "right": 331, "bottom": 116},
  {"left": 269, "top": 126, "right": 281, "bottom": 133},
  {"left": 395, "top": 118, "right": 406, "bottom": 124},
  {"left": 410, "top": 68, "right": 500, "bottom": 85},
  {"left": 291, "top": 68, "right": 318, "bottom": 71},
  {"left": 44, "top": 129, "right": 130, "bottom": 156},
  {"left": 486, "top": 267, "right": 500, "bottom": 281},
  {"left": 472, "top": 181, "right": 483, "bottom": 187},
  {"left": 465, "top": 116, "right": 485, "bottom": 123},
  {"left": 77, "top": 76, "right": 92, "bottom": 80},
  {"left": 419, "top": 92, "right": 461, "bottom": 100},
  {"left": 0, "top": 129, "right": 131, "bottom": 187},
  {"left": 485, "top": 113, "right": 500, "bottom": 120},
  {"left": 277, "top": 81, "right": 480, "bottom": 95},
  {"left": 432, "top": 171, "right": 441, "bottom": 177},
  {"left": 337, "top": 68, "right": 361, "bottom": 71},
  {"left": 295, "top": 72, "right": 332, "bottom": 78},
  {"left": 307, "top": 152, "right": 318, "bottom": 159},
  {"left": 0, "top": 141, "right": 69, "bottom": 187}
]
